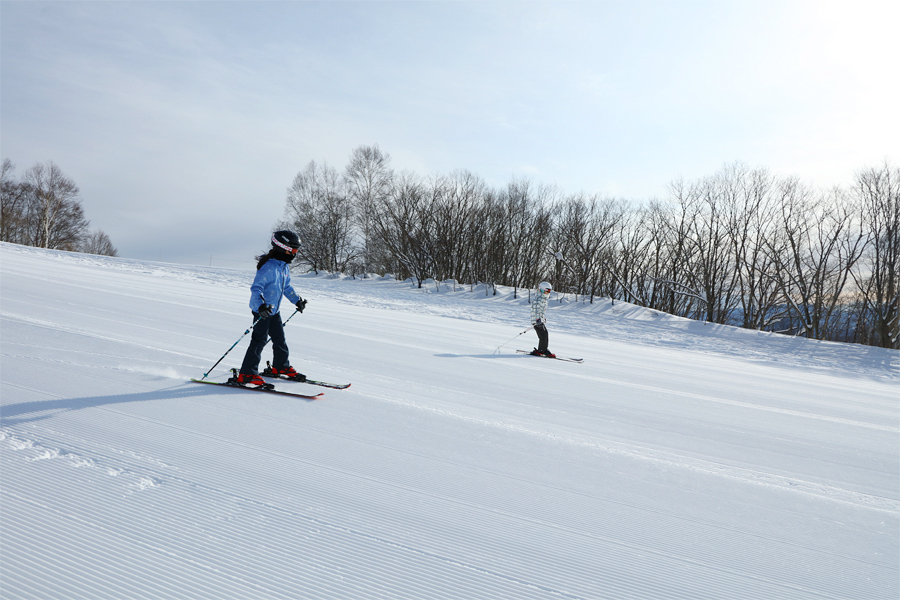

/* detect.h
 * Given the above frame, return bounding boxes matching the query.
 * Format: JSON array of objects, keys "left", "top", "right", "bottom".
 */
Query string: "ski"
[
  {"left": 261, "top": 363, "right": 351, "bottom": 389},
  {"left": 517, "top": 350, "right": 584, "bottom": 363},
  {"left": 263, "top": 373, "right": 351, "bottom": 389},
  {"left": 190, "top": 378, "right": 324, "bottom": 400}
]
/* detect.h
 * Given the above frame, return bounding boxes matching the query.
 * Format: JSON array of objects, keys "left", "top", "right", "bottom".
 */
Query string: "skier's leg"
[
  {"left": 239, "top": 313, "right": 269, "bottom": 375},
  {"left": 535, "top": 322, "right": 549, "bottom": 352},
  {"left": 269, "top": 313, "right": 290, "bottom": 369}
]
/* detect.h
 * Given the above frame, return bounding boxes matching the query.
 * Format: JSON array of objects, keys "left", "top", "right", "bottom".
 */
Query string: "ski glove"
[
  {"left": 296, "top": 298, "right": 307, "bottom": 313},
  {"left": 257, "top": 304, "right": 273, "bottom": 319}
]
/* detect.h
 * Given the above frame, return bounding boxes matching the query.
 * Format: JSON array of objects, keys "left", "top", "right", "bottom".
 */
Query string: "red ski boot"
[
  {"left": 271, "top": 365, "right": 307, "bottom": 382},
  {"left": 235, "top": 373, "right": 266, "bottom": 386}
]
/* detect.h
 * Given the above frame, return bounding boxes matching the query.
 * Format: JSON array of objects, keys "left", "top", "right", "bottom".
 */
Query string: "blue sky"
[{"left": 2, "top": 1, "right": 897, "bottom": 266}]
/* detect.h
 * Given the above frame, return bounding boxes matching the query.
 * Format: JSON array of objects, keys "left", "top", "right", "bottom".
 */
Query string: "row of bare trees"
[
  {"left": 280, "top": 146, "right": 898, "bottom": 348},
  {"left": 1, "top": 159, "right": 118, "bottom": 256},
  {"left": 605, "top": 164, "right": 897, "bottom": 348}
]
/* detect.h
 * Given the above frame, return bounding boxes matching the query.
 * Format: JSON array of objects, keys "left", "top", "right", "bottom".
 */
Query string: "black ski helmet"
[{"left": 271, "top": 230, "right": 301, "bottom": 255}]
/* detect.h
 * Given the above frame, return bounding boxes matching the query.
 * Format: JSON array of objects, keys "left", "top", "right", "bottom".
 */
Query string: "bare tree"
[
  {"left": 465, "top": 188, "right": 495, "bottom": 293},
  {"left": 81, "top": 230, "right": 119, "bottom": 256},
  {"left": 852, "top": 162, "right": 900, "bottom": 348},
  {"left": 372, "top": 172, "right": 436, "bottom": 286},
  {"left": 1, "top": 159, "right": 31, "bottom": 244},
  {"left": 1, "top": 160, "right": 89, "bottom": 250},
  {"left": 556, "top": 195, "right": 623, "bottom": 303},
  {"left": 21, "top": 161, "right": 89, "bottom": 250},
  {"left": 656, "top": 179, "right": 705, "bottom": 318},
  {"left": 725, "top": 166, "right": 785, "bottom": 330},
  {"left": 498, "top": 179, "right": 543, "bottom": 297},
  {"left": 509, "top": 181, "right": 556, "bottom": 299},
  {"left": 283, "top": 161, "right": 357, "bottom": 273},
  {"left": 608, "top": 203, "right": 653, "bottom": 305},
  {"left": 344, "top": 145, "right": 394, "bottom": 275},
  {"left": 642, "top": 201, "right": 679, "bottom": 311},
  {"left": 686, "top": 165, "right": 744, "bottom": 324},
  {"left": 765, "top": 180, "right": 865, "bottom": 339}
]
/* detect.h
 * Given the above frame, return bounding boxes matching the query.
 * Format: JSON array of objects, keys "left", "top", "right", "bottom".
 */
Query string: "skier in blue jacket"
[{"left": 237, "top": 230, "right": 308, "bottom": 386}]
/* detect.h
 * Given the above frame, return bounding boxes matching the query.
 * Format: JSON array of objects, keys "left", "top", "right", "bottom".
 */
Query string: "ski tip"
[{"left": 309, "top": 381, "right": 351, "bottom": 389}]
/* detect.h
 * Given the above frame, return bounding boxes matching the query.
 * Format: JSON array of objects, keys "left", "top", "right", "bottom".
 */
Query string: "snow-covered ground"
[{"left": 1, "top": 241, "right": 897, "bottom": 599}]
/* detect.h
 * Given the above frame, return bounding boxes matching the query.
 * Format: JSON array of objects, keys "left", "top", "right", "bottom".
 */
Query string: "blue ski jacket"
[{"left": 249, "top": 259, "right": 300, "bottom": 315}]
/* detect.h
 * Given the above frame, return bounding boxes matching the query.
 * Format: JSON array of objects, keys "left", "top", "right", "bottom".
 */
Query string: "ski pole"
[
  {"left": 203, "top": 295, "right": 267, "bottom": 379},
  {"left": 202, "top": 316, "right": 261, "bottom": 379},
  {"left": 494, "top": 325, "right": 534, "bottom": 354},
  {"left": 262, "top": 308, "right": 299, "bottom": 348},
  {"left": 282, "top": 308, "right": 300, "bottom": 327}
]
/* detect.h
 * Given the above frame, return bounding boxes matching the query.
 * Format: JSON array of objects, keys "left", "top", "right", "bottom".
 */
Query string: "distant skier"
[
  {"left": 530, "top": 281, "right": 555, "bottom": 358},
  {"left": 237, "top": 230, "right": 308, "bottom": 386}
]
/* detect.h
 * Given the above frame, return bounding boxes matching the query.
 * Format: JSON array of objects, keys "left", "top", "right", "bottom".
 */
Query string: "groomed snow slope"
[{"left": 1, "top": 242, "right": 897, "bottom": 599}]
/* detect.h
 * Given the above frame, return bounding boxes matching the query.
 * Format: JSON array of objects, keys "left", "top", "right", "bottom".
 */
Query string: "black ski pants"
[
  {"left": 534, "top": 321, "right": 549, "bottom": 352},
  {"left": 240, "top": 311, "right": 290, "bottom": 375}
]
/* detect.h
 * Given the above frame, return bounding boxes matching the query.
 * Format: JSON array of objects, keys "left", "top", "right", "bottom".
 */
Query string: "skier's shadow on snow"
[{"left": 0, "top": 383, "right": 277, "bottom": 427}]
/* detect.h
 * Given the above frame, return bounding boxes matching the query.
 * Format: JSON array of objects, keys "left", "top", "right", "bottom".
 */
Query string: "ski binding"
[{"left": 262, "top": 362, "right": 351, "bottom": 389}]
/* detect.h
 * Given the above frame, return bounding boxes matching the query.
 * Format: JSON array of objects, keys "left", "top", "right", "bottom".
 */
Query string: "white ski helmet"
[{"left": 538, "top": 281, "right": 552, "bottom": 294}]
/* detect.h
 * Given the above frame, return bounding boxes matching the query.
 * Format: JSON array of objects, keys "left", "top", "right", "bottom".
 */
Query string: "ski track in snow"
[
  {"left": 1, "top": 243, "right": 898, "bottom": 600},
  {"left": 361, "top": 388, "right": 899, "bottom": 514}
]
